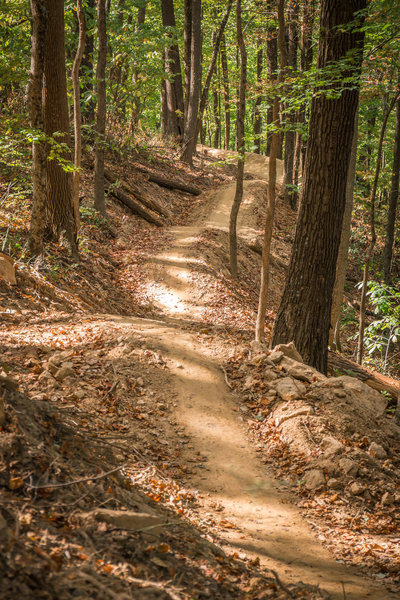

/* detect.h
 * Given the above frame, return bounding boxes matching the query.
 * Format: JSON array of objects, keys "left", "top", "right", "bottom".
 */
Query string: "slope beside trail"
[{"left": 119, "top": 152, "right": 394, "bottom": 600}]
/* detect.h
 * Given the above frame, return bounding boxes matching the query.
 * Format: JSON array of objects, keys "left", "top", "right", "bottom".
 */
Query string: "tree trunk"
[
  {"left": 161, "top": 0, "right": 184, "bottom": 138},
  {"left": 283, "top": 0, "right": 299, "bottom": 208},
  {"left": 255, "top": 0, "right": 284, "bottom": 341},
  {"left": 357, "top": 91, "right": 400, "bottom": 364},
  {"left": 94, "top": 0, "right": 107, "bottom": 215},
  {"left": 183, "top": 0, "right": 192, "bottom": 123},
  {"left": 299, "top": 0, "right": 315, "bottom": 173},
  {"left": 383, "top": 74, "right": 400, "bottom": 284},
  {"left": 72, "top": 0, "right": 86, "bottom": 237},
  {"left": 272, "top": 0, "right": 367, "bottom": 374},
  {"left": 42, "top": 0, "right": 76, "bottom": 249},
  {"left": 220, "top": 34, "right": 230, "bottom": 150},
  {"left": 253, "top": 39, "right": 263, "bottom": 154},
  {"left": 229, "top": 0, "right": 246, "bottom": 278},
  {"left": 181, "top": 0, "right": 202, "bottom": 165},
  {"left": 196, "top": 0, "right": 233, "bottom": 139},
  {"left": 266, "top": 8, "right": 278, "bottom": 156},
  {"left": 329, "top": 105, "right": 359, "bottom": 350},
  {"left": 81, "top": 0, "right": 96, "bottom": 124},
  {"left": 28, "top": 0, "right": 47, "bottom": 256},
  {"left": 131, "top": 2, "right": 147, "bottom": 131}
]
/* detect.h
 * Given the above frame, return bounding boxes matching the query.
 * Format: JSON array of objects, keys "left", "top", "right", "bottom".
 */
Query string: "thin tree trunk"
[
  {"left": 28, "top": 0, "right": 47, "bottom": 256},
  {"left": 299, "top": 0, "right": 315, "bottom": 173},
  {"left": 383, "top": 74, "right": 400, "bottom": 283},
  {"left": 255, "top": 95, "right": 279, "bottom": 341},
  {"left": 253, "top": 39, "right": 263, "bottom": 154},
  {"left": 183, "top": 0, "right": 192, "bottom": 123},
  {"left": 266, "top": 7, "right": 278, "bottom": 156},
  {"left": 229, "top": 0, "right": 246, "bottom": 278},
  {"left": 255, "top": 0, "right": 284, "bottom": 341},
  {"left": 94, "top": 0, "right": 107, "bottom": 215},
  {"left": 72, "top": 0, "right": 86, "bottom": 237},
  {"left": 220, "top": 34, "right": 230, "bottom": 150},
  {"left": 81, "top": 0, "right": 95, "bottom": 123},
  {"left": 131, "top": 2, "right": 146, "bottom": 131},
  {"left": 329, "top": 105, "right": 359, "bottom": 350},
  {"left": 357, "top": 91, "right": 400, "bottom": 364},
  {"left": 181, "top": 0, "right": 202, "bottom": 165},
  {"left": 196, "top": 0, "right": 233, "bottom": 138},
  {"left": 283, "top": 0, "right": 299, "bottom": 208}
]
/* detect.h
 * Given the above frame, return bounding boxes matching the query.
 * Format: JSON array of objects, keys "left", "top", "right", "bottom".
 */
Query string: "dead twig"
[
  {"left": 221, "top": 366, "right": 233, "bottom": 389},
  {"left": 270, "top": 569, "right": 295, "bottom": 599},
  {"left": 342, "top": 581, "right": 347, "bottom": 600},
  {"left": 126, "top": 573, "right": 184, "bottom": 600},
  {"left": 27, "top": 462, "right": 127, "bottom": 490},
  {"left": 100, "top": 379, "right": 119, "bottom": 402}
]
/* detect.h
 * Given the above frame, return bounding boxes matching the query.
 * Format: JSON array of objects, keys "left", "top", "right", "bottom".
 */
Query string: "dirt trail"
[{"left": 128, "top": 152, "right": 394, "bottom": 599}]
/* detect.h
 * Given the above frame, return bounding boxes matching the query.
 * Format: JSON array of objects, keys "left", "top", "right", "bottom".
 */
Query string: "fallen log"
[
  {"left": 105, "top": 183, "right": 163, "bottom": 227},
  {"left": 328, "top": 350, "right": 399, "bottom": 401},
  {"left": 104, "top": 168, "right": 172, "bottom": 220},
  {"left": 135, "top": 166, "right": 202, "bottom": 196}
]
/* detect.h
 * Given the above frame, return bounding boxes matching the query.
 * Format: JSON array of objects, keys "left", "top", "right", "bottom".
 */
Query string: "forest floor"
[{"left": 0, "top": 144, "right": 399, "bottom": 600}]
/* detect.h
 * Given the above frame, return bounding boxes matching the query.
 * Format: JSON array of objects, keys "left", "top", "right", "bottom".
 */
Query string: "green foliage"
[{"left": 362, "top": 281, "right": 400, "bottom": 372}]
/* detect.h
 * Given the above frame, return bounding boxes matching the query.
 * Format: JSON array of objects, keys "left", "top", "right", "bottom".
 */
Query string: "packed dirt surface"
[{"left": 1, "top": 147, "right": 399, "bottom": 599}]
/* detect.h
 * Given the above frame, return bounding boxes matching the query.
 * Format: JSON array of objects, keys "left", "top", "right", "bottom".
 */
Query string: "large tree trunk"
[
  {"left": 161, "top": 0, "right": 184, "bottom": 138},
  {"left": 220, "top": 34, "right": 230, "bottom": 150},
  {"left": 72, "top": 0, "right": 86, "bottom": 237},
  {"left": 329, "top": 105, "right": 359, "bottom": 350},
  {"left": 383, "top": 75, "right": 400, "bottom": 284},
  {"left": 94, "top": 0, "right": 107, "bottom": 215},
  {"left": 42, "top": 0, "right": 76, "bottom": 249},
  {"left": 181, "top": 0, "right": 202, "bottom": 165},
  {"left": 272, "top": 0, "right": 367, "bottom": 374},
  {"left": 229, "top": 0, "right": 246, "bottom": 278},
  {"left": 28, "top": 0, "right": 47, "bottom": 256}
]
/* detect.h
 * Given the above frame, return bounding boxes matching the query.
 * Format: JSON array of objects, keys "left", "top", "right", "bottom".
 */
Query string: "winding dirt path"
[{"left": 123, "top": 153, "right": 394, "bottom": 599}]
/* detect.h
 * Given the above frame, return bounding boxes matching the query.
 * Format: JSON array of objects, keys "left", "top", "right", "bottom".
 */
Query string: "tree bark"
[
  {"left": 255, "top": 0, "right": 284, "bottom": 341},
  {"left": 28, "top": 0, "right": 47, "bottom": 256},
  {"left": 383, "top": 74, "right": 400, "bottom": 284},
  {"left": 161, "top": 0, "right": 184, "bottom": 138},
  {"left": 220, "top": 34, "right": 230, "bottom": 150},
  {"left": 94, "top": 0, "right": 107, "bottom": 215},
  {"left": 196, "top": 0, "right": 233, "bottom": 139},
  {"left": 181, "top": 0, "right": 202, "bottom": 165},
  {"left": 266, "top": 7, "right": 278, "bottom": 156},
  {"left": 329, "top": 105, "right": 359, "bottom": 350},
  {"left": 272, "top": 0, "right": 367, "bottom": 374},
  {"left": 357, "top": 91, "right": 400, "bottom": 364},
  {"left": 299, "top": 0, "right": 315, "bottom": 173},
  {"left": 229, "top": 0, "right": 246, "bottom": 278},
  {"left": 72, "top": 0, "right": 86, "bottom": 237},
  {"left": 253, "top": 39, "right": 263, "bottom": 154},
  {"left": 42, "top": 0, "right": 76, "bottom": 250},
  {"left": 283, "top": 0, "right": 299, "bottom": 208},
  {"left": 183, "top": 0, "right": 192, "bottom": 123},
  {"left": 81, "top": 0, "right": 96, "bottom": 124}
]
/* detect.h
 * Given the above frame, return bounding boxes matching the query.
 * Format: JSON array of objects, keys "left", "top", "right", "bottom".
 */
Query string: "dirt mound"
[{"left": 225, "top": 342, "right": 400, "bottom": 592}]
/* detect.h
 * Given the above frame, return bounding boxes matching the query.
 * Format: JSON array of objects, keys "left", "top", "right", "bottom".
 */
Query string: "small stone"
[
  {"left": 244, "top": 376, "right": 257, "bottom": 390},
  {"left": 55, "top": 366, "right": 75, "bottom": 381},
  {"left": 136, "top": 377, "right": 144, "bottom": 387},
  {"left": 304, "top": 469, "right": 325, "bottom": 490},
  {"left": 349, "top": 482, "right": 365, "bottom": 496},
  {"left": 321, "top": 436, "right": 344, "bottom": 456},
  {"left": 339, "top": 457, "right": 358, "bottom": 477},
  {"left": 273, "top": 377, "right": 301, "bottom": 401},
  {"left": 327, "top": 478, "right": 341, "bottom": 489},
  {"left": 74, "top": 390, "right": 85, "bottom": 399},
  {"left": 368, "top": 442, "right": 387, "bottom": 460},
  {"left": 264, "top": 367, "right": 278, "bottom": 381},
  {"left": 273, "top": 342, "right": 303, "bottom": 363},
  {"left": 268, "top": 350, "right": 284, "bottom": 364},
  {"left": 381, "top": 492, "right": 395, "bottom": 506}
]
